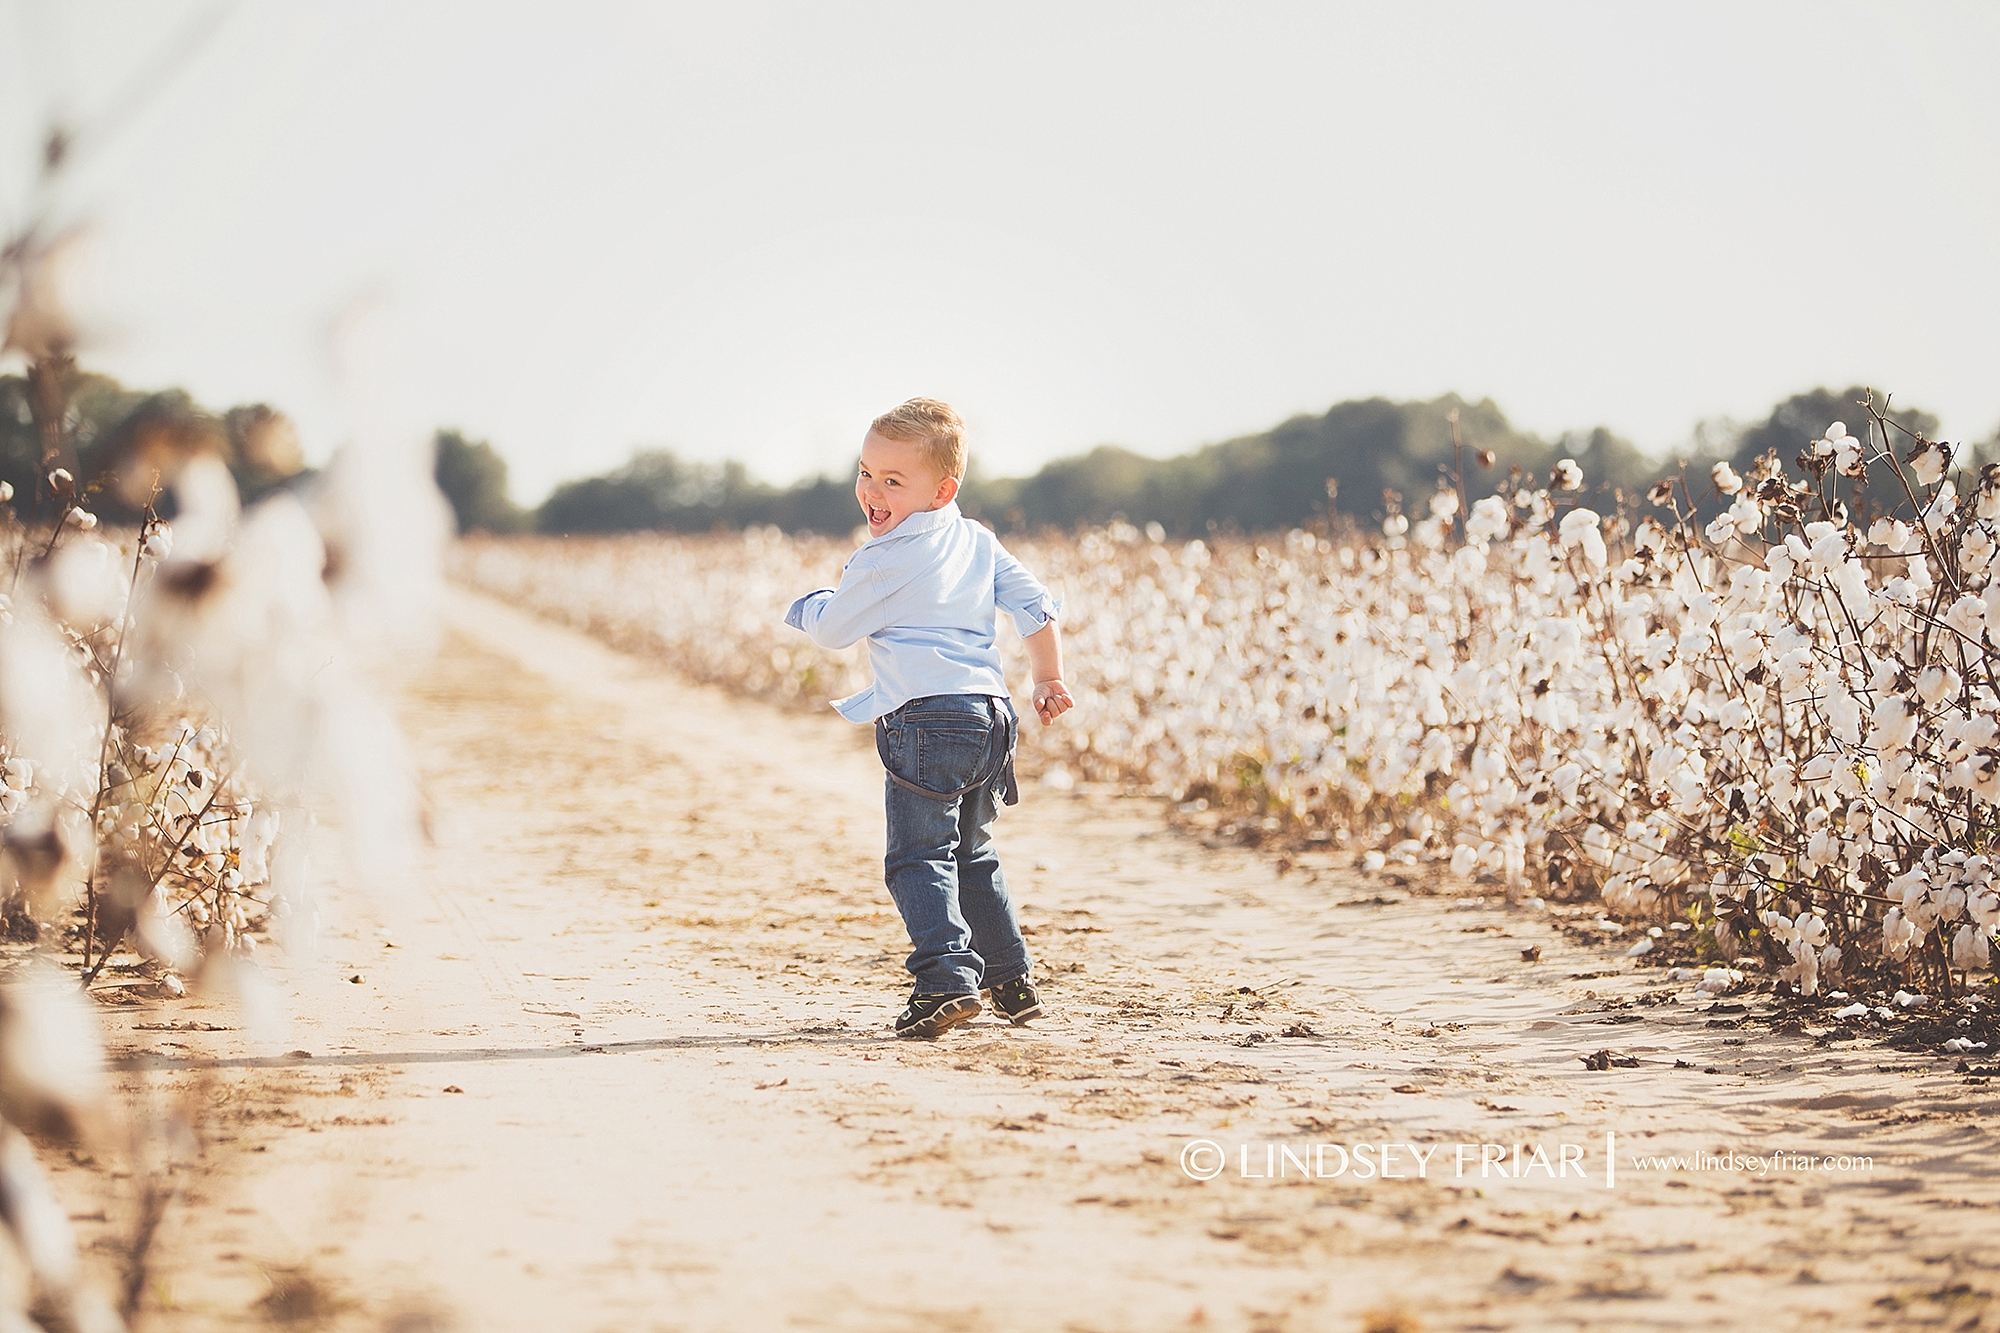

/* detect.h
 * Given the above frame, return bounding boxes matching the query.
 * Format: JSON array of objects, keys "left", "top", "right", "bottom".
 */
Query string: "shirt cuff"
[
  {"left": 1006, "top": 593, "right": 1061, "bottom": 639},
  {"left": 784, "top": 590, "right": 834, "bottom": 631}
]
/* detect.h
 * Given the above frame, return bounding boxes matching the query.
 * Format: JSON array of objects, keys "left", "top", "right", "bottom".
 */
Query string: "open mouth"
[{"left": 867, "top": 506, "right": 891, "bottom": 526}]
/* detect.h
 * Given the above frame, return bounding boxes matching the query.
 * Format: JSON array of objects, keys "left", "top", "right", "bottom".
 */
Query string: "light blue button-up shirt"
[{"left": 783, "top": 502, "right": 1059, "bottom": 724}]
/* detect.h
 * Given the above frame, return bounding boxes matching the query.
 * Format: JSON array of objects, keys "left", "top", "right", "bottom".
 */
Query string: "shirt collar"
[{"left": 865, "top": 501, "right": 961, "bottom": 547}]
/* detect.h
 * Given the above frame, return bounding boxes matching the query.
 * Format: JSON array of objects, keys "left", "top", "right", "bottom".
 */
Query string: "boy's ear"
[{"left": 934, "top": 473, "right": 961, "bottom": 507}]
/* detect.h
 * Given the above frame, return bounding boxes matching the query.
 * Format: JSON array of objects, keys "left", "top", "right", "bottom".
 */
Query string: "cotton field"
[{"left": 457, "top": 405, "right": 2000, "bottom": 1001}]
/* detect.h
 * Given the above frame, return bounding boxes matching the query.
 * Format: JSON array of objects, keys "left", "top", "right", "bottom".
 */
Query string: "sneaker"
[
  {"left": 895, "top": 992, "right": 981, "bottom": 1039},
  {"left": 985, "top": 973, "right": 1045, "bottom": 1025}
]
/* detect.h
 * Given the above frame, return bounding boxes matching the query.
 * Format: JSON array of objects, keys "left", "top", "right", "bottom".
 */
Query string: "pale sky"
[{"left": 2, "top": 1, "right": 1996, "bottom": 502}]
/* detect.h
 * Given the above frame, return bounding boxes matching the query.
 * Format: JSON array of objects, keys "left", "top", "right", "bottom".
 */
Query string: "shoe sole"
[{"left": 896, "top": 995, "right": 981, "bottom": 1039}]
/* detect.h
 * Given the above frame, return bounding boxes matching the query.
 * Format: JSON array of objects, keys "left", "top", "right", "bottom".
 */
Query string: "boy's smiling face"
[{"left": 856, "top": 430, "right": 958, "bottom": 538}]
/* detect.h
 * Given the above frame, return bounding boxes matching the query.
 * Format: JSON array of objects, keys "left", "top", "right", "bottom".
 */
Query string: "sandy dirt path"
[{"left": 49, "top": 588, "right": 2000, "bottom": 1332}]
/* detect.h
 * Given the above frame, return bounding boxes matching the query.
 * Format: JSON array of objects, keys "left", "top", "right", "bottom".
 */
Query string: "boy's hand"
[{"left": 1032, "top": 678, "right": 1074, "bottom": 726}]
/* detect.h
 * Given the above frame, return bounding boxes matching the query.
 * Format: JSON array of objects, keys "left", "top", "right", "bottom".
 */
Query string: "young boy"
[{"left": 784, "top": 398, "right": 1074, "bottom": 1039}]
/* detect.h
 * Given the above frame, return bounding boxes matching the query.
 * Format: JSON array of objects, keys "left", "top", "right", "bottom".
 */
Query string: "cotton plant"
[{"left": 0, "top": 447, "right": 436, "bottom": 1327}]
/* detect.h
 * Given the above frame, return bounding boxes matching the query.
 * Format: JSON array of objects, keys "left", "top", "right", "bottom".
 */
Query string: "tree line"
[
  {"left": 3, "top": 368, "right": 1981, "bottom": 539},
  {"left": 0, "top": 368, "right": 309, "bottom": 525},
  {"left": 455, "top": 386, "right": 1975, "bottom": 537}
]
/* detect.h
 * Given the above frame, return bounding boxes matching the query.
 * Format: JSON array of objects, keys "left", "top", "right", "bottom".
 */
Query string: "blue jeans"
[{"left": 875, "top": 694, "right": 1031, "bottom": 996}]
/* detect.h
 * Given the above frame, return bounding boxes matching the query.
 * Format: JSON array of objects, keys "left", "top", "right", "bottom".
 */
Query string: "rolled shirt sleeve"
[
  {"left": 992, "top": 539, "right": 1061, "bottom": 638},
  {"left": 782, "top": 589, "right": 834, "bottom": 632}
]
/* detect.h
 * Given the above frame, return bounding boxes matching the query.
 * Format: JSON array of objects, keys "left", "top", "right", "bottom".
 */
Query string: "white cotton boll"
[
  {"left": 1825, "top": 679, "right": 1862, "bottom": 745},
  {"left": 1711, "top": 461, "right": 1743, "bottom": 494},
  {"left": 1429, "top": 490, "right": 1459, "bottom": 520},
  {"left": 1694, "top": 967, "right": 1744, "bottom": 996},
  {"left": 47, "top": 538, "right": 127, "bottom": 627},
  {"left": 1944, "top": 593, "right": 1987, "bottom": 642},
  {"left": 1554, "top": 459, "right": 1583, "bottom": 490},
  {"left": 1775, "top": 647, "right": 1815, "bottom": 695},
  {"left": 1906, "top": 440, "right": 1952, "bottom": 486},
  {"left": 0, "top": 963, "right": 106, "bottom": 1124},
  {"left": 1943, "top": 712, "right": 1999, "bottom": 761},
  {"left": 162, "top": 453, "right": 243, "bottom": 564},
  {"left": 1451, "top": 544, "right": 1487, "bottom": 580},
  {"left": 1806, "top": 525, "right": 1847, "bottom": 574},
  {"left": 1961, "top": 525, "right": 1997, "bottom": 577},
  {"left": 1959, "top": 755, "right": 2000, "bottom": 803},
  {"left": 1835, "top": 440, "right": 1866, "bottom": 476},
  {"left": 141, "top": 522, "right": 174, "bottom": 561},
  {"left": 1917, "top": 664, "right": 1961, "bottom": 706},
  {"left": 1727, "top": 494, "right": 1763, "bottom": 537},
  {"left": 1868, "top": 696, "right": 1919, "bottom": 754},
  {"left": 1983, "top": 583, "right": 2000, "bottom": 642},
  {"left": 1951, "top": 924, "right": 1991, "bottom": 971},
  {"left": 1794, "top": 943, "right": 1821, "bottom": 996},
  {"left": 238, "top": 808, "right": 281, "bottom": 882},
  {"left": 1628, "top": 517, "right": 1666, "bottom": 555},
  {"left": 0, "top": 606, "right": 99, "bottom": 813},
  {"left": 1683, "top": 590, "right": 1719, "bottom": 634},
  {"left": 1834, "top": 1002, "right": 1870, "bottom": 1019},
  {"left": 1895, "top": 989, "right": 1929, "bottom": 1008},
  {"left": 1465, "top": 496, "right": 1509, "bottom": 544},
  {"left": 1382, "top": 514, "right": 1409, "bottom": 537},
  {"left": 1875, "top": 519, "right": 1914, "bottom": 551},
  {"left": 1884, "top": 908, "right": 1917, "bottom": 959},
  {"left": 1924, "top": 481, "right": 1959, "bottom": 529},
  {"left": 1893, "top": 868, "right": 1931, "bottom": 914},
  {"left": 1625, "top": 937, "right": 1654, "bottom": 957},
  {"left": 1557, "top": 507, "right": 1600, "bottom": 552},
  {"left": 1361, "top": 850, "right": 1387, "bottom": 871},
  {"left": 1664, "top": 770, "right": 1710, "bottom": 814},
  {"left": 1970, "top": 887, "right": 2000, "bottom": 931},
  {"left": 1765, "top": 542, "right": 1795, "bottom": 581},
  {"left": 1450, "top": 844, "right": 1479, "bottom": 876},
  {"left": 1830, "top": 558, "right": 1871, "bottom": 618},
  {"left": 1769, "top": 760, "right": 1798, "bottom": 806}
]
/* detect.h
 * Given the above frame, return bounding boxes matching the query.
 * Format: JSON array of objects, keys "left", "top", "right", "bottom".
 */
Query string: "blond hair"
[{"left": 870, "top": 398, "right": 967, "bottom": 480}]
